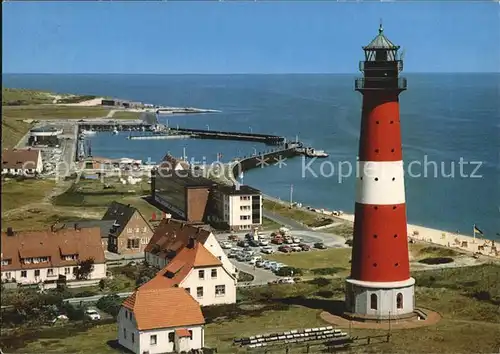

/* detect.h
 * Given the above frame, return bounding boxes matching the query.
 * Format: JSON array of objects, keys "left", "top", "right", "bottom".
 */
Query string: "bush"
[
  {"left": 96, "top": 294, "right": 121, "bottom": 317},
  {"left": 73, "top": 290, "right": 98, "bottom": 298},
  {"left": 275, "top": 267, "right": 303, "bottom": 277},
  {"left": 238, "top": 271, "right": 254, "bottom": 282},
  {"left": 418, "top": 257, "right": 454, "bottom": 265},
  {"left": 311, "top": 267, "right": 342, "bottom": 276},
  {"left": 308, "top": 277, "right": 331, "bottom": 287},
  {"left": 61, "top": 303, "right": 85, "bottom": 321}
]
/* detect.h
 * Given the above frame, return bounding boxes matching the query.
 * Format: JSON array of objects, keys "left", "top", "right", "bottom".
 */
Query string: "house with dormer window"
[
  {"left": 102, "top": 202, "right": 154, "bottom": 255},
  {"left": 140, "top": 238, "right": 236, "bottom": 307},
  {"left": 1, "top": 225, "right": 106, "bottom": 287}
]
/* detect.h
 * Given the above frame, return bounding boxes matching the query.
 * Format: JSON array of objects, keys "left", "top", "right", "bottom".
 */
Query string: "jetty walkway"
[{"left": 168, "top": 127, "right": 285, "bottom": 145}]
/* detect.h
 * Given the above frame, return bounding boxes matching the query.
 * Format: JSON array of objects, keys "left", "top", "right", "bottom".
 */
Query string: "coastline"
[{"left": 262, "top": 194, "right": 499, "bottom": 260}]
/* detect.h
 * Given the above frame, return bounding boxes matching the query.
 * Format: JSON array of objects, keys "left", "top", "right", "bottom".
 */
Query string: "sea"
[{"left": 3, "top": 73, "right": 499, "bottom": 240}]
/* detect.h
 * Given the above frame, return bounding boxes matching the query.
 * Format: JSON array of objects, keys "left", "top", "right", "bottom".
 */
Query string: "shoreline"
[{"left": 262, "top": 195, "right": 499, "bottom": 260}]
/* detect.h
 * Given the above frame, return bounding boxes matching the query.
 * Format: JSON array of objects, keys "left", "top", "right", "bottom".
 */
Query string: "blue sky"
[{"left": 2, "top": 1, "right": 499, "bottom": 74}]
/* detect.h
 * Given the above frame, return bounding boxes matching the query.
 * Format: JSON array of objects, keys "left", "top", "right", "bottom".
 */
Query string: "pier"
[{"left": 168, "top": 127, "right": 285, "bottom": 145}]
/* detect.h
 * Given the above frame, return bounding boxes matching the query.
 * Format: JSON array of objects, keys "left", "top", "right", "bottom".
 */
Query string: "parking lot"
[{"left": 215, "top": 228, "right": 348, "bottom": 284}]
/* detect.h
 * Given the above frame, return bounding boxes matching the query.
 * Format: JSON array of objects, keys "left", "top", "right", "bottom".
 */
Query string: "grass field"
[
  {"left": 261, "top": 217, "right": 282, "bottom": 231},
  {"left": 263, "top": 199, "right": 334, "bottom": 227},
  {"left": 323, "top": 222, "right": 354, "bottom": 238},
  {"left": 1, "top": 179, "right": 55, "bottom": 212},
  {"left": 2, "top": 178, "right": 162, "bottom": 231},
  {"left": 111, "top": 111, "right": 141, "bottom": 119},
  {"left": 2, "top": 88, "right": 55, "bottom": 105},
  {"left": 3, "top": 105, "right": 110, "bottom": 120},
  {"left": 1, "top": 118, "right": 34, "bottom": 148},
  {"left": 4, "top": 264, "right": 499, "bottom": 353}
]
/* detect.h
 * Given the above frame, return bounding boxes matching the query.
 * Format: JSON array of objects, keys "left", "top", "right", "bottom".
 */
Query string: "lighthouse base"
[{"left": 344, "top": 277, "right": 415, "bottom": 320}]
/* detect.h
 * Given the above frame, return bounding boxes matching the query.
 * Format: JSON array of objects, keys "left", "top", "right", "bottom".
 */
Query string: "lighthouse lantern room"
[{"left": 345, "top": 24, "right": 415, "bottom": 320}]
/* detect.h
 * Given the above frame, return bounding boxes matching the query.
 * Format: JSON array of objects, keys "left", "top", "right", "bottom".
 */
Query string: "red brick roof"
[
  {"left": 2, "top": 148, "right": 41, "bottom": 170},
  {"left": 145, "top": 219, "right": 211, "bottom": 256},
  {"left": 122, "top": 287, "right": 205, "bottom": 330},
  {"left": 1, "top": 226, "right": 105, "bottom": 271}
]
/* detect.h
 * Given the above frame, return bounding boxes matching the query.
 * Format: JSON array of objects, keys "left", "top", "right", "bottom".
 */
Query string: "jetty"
[
  {"left": 128, "top": 134, "right": 192, "bottom": 140},
  {"left": 168, "top": 127, "right": 285, "bottom": 145}
]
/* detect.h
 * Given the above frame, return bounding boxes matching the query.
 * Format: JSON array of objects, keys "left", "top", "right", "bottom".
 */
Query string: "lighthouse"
[{"left": 345, "top": 24, "right": 415, "bottom": 320}]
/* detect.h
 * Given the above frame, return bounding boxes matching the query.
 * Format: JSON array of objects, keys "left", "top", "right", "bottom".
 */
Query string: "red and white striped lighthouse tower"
[{"left": 345, "top": 24, "right": 415, "bottom": 320}]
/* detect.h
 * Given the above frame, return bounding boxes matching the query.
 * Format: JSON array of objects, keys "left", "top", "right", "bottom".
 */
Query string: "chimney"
[
  {"left": 235, "top": 181, "right": 240, "bottom": 191},
  {"left": 6, "top": 227, "right": 14, "bottom": 236},
  {"left": 187, "top": 237, "right": 196, "bottom": 249},
  {"left": 181, "top": 223, "right": 185, "bottom": 229},
  {"left": 51, "top": 224, "right": 56, "bottom": 233},
  {"left": 74, "top": 223, "right": 80, "bottom": 231}
]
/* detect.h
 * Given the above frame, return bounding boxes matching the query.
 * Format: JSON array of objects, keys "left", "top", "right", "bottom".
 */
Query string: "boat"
[
  {"left": 81, "top": 129, "right": 96, "bottom": 136},
  {"left": 112, "top": 128, "right": 119, "bottom": 135},
  {"left": 305, "top": 148, "right": 328, "bottom": 158}
]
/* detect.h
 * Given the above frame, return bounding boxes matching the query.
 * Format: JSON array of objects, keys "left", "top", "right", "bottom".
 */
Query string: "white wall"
[
  {"left": 118, "top": 307, "right": 204, "bottom": 354},
  {"left": 181, "top": 265, "right": 237, "bottom": 306},
  {"left": 1, "top": 263, "right": 107, "bottom": 286},
  {"left": 226, "top": 194, "right": 262, "bottom": 231}
]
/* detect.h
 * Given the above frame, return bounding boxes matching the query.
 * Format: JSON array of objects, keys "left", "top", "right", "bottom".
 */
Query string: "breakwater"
[{"left": 169, "top": 127, "right": 285, "bottom": 145}]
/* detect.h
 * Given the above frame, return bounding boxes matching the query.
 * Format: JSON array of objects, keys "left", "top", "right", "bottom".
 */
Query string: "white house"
[
  {"left": 145, "top": 219, "right": 236, "bottom": 276},
  {"left": 1, "top": 148, "right": 43, "bottom": 176},
  {"left": 210, "top": 184, "right": 263, "bottom": 231},
  {"left": 141, "top": 238, "right": 237, "bottom": 307},
  {"left": 1, "top": 226, "right": 107, "bottom": 288},
  {"left": 118, "top": 287, "right": 205, "bottom": 354}
]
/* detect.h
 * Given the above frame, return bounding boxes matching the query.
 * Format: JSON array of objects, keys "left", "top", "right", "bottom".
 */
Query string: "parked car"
[
  {"left": 259, "top": 239, "right": 270, "bottom": 246},
  {"left": 292, "top": 237, "right": 301, "bottom": 243},
  {"left": 278, "top": 245, "right": 292, "bottom": 253},
  {"left": 271, "top": 237, "right": 284, "bottom": 245},
  {"left": 299, "top": 243, "right": 311, "bottom": 251},
  {"left": 248, "top": 256, "right": 262, "bottom": 265},
  {"left": 261, "top": 246, "right": 275, "bottom": 254},
  {"left": 290, "top": 245, "right": 302, "bottom": 252},
  {"left": 221, "top": 241, "right": 232, "bottom": 249},
  {"left": 237, "top": 241, "right": 250, "bottom": 248},
  {"left": 314, "top": 242, "right": 327, "bottom": 249},
  {"left": 270, "top": 262, "right": 286, "bottom": 272},
  {"left": 265, "top": 261, "right": 277, "bottom": 270},
  {"left": 249, "top": 240, "right": 260, "bottom": 247},
  {"left": 227, "top": 252, "right": 237, "bottom": 258},
  {"left": 85, "top": 309, "right": 101, "bottom": 321},
  {"left": 284, "top": 237, "right": 294, "bottom": 244},
  {"left": 256, "top": 260, "right": 265, "bottom": 268},
  {"left": 228, "top": 234, "right": 239, "bottom": 241},
  {"left": 279, "top": 277, "right": 295, "bottom": 284}
]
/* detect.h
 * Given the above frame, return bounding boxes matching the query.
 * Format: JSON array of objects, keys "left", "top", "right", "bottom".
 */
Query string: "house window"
[
  {"left": 150, "top": 335, "right": 157, "bottom": 345},
  {"left": 197, "top": 286, "right": 203, "bottom": 298},
  {"left": 34, "top": 270, "right": 40, "bottom": 277},
  {"left": 127, "top": 239, "right": 140, "bottom": 249},
  {"left": 370, "top": 294, "right": 378, "bottom": 310},
  {"left": 211, "top": 269, "right": 217, "bottom": 278},
  {"left": 185, "top": 287, "right": 190, "bottom": 294},
  {"left": 188, "top": 330, "right": 193, "bottom": 340},
  {"left": 1, "top": 259, "right": 11, "bottom": 266},
  {"left": 123, "top": 328, "right": 127, "bottom": 339},
  {"left": 21, "top": 270, "right": 27, "bottom": 278},
  {"left": 4, "top": 272, "right": 11, "bottom": 279},
  {"left": 198, "top": 270, "right": 204, "bottom": 279},
  {"left": 215, "top": 285, "right": 226, "bottom": 296},
  {"left": 396, "top": 293, "right": 403, "bottom": 309},
  {"left": 47, "top": 269, "right": 54, "bottom": 276},
  {"left": 143, "top": 226, "right": 148, "bottom": 233},
  {"left": 127, "top": 228, "right": 132, "bottom": 233},
  {"left": 131, "top": 333, "right": 135, "bottom": 343},
  {"left": 168, "top": 332, "right": 175, "bottom": 343},
  {"left": 135, "top": 227, "right": 140, "bottom": 233},
  {"left": 73, "top": 267, "right": 77, "bottom": 274},
  {"left": 64, "top": 267, "right": 71, "bottom": 275}
]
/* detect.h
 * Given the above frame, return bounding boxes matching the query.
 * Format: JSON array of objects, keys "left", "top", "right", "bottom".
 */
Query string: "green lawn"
[
  {"left": 3, "top": 105, "right": 110, "bottom": 119},
  {"left": 2, "top": 88, "right": 55, "bottom": 105},
  {"left": 111, "top": 111, "right": 141, "bottom": 119},
  {"left": 1, "top": 179, "right": 55, "bottom": 212},
  {"left": 260, "top": 217, "right": 282, "bottom": 231},
  {"left": 2, "top": 264, "right": 500, "bottom": 353},
  {"left": 323, "top": 222, "right": 354, "bottom": 238},
  {"left": 1, "top": 118, "right": 34, "bottom": 148},
  {"left": 263, "top": 199, "right": 334, "bottom": 227}
]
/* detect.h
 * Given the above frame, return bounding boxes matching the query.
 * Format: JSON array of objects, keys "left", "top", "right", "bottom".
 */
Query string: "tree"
[{"left": 75, "top": 258, "right": 95, "bottom": 280}]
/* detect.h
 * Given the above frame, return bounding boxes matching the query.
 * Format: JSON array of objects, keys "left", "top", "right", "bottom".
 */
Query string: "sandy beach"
[{"left": 332, "top": 212, "right": 499, "bottom": 259}]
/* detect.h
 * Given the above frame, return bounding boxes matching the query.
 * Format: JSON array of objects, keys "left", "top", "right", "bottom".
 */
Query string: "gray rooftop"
[{"left": 363, "top": 24, "right": 400, "bottom": 50}]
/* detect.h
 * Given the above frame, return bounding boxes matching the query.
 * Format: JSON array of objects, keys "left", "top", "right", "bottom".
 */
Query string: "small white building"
[
  {"left": 118, "top": 287, "right": 205, "bottom": 354},
  {"left": 145, "top": 219, "right": 236, "bottom": 276},
  {"left": 1, "top": 148, "right": 43, "bottom": 176},
  {"left": 1, "top": 226, "right": 107, "bottom": 288},
  {"left": 141, "top": 238, "right": 236, "bottom": 307},
  {"left": 210, "top": 184, "right": 263, "bottom": 232}
]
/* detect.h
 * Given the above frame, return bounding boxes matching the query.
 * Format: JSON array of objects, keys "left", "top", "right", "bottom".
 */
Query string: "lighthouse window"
[
  {"left": 376, "top": 121, "right": 380, "bottom": 124},
  {"left": 395, "top": 262, "right": 399, "bottom": 267},
  {"left": 374, "top": 178, "right": 379, "bottom": 181},
  {"left": 373, "top": 234, "right": 378, "bottom": 239},
  {"left": 397, "top": 293, "right": 403, "bottom": 309},
  {"left": 375, "top": 149, "right": 379, "bottom": 153},
  {"left": 392, "top": 177, "right": 396, "bottom": 181},
  {"left": 390, "top": 121, "right": 394, "bottom": 124},
  {"left": 373, "top": 263, "right": 378, "bottom": 267},
  {"left": 391, "top": 149, "right": 395, "bottom": 152},
  {"left": 393, "top": 206, "right": 397, "bottom": 210},
  {"left": 370, "top": 294, "right": 378, "bottom": 310},
  {"left": 374, "top": 206, "right": 378, "bottom": 210},
  {"left": 394, "top": 234, "right": 398, "bottom": 238}
]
